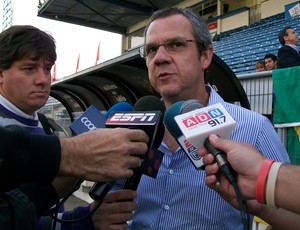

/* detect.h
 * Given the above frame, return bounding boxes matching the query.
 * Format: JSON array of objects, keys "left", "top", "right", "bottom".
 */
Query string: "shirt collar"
[{"left": 0, "top": 95, "right": 38, "bottom": 120}]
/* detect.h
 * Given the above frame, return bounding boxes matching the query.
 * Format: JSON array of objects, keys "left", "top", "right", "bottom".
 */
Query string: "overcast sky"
[{"left": 0, "top": 0, "right": 122, "bottom": 79}]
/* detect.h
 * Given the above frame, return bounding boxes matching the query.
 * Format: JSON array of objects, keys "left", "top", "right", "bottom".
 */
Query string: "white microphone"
[
  {"left": 174, "top": 102, "right": 236, "bottom": 148},
  {"left": 164, "top": 101, "right": 204, "bottom": 169},
  {"left": 175, "top": 100, "right": 237, "bottom": 183}
]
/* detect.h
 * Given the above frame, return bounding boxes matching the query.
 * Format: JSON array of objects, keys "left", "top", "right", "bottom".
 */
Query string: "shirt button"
[
  {"left": 163, "top": 205, "right": 170, "bottom": 211},
  {"left": 169, "top": 169, "right": 174, "bottom": 174}
]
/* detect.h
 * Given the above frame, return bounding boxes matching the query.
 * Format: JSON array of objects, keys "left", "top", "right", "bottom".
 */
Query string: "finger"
[
  {"left": 124, "top": 155, "right": 143, "bottom": 169},
  {"left": 202, "top": 153, "right": 215, "bottom": 165},
  {"left": 208, "top": 134, "right": 232, "bottom": 153},
  {"left": 127, "top": 142, "right": 148, "bottom": 157},
  {"left": 198, "top": 147, "right": 208, "bottom": 157},
  {"left": 108, "top": 222, "right": 128, "bottom": 230},
  {"left": 128, "top": 129, "right": 149, "bottom": 143},
  {"left": 93, "top": 221, "right": 128, "bottom": 230},
  {"left": 104, "top": 190, "right": 137, "bottom": 203},
  {"left": 102, "top": 200, "right": 137, "bottom": 214},
  {"left": 205, "top": 174, "right": 218, "bottom": 188},
  {"left": 205, "top": 163, "right": 219, "bottom": 176}
]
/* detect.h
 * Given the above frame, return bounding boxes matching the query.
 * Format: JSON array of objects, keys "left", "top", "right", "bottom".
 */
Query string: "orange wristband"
[{"left": 256, "top": 159, "right": 275, "bottom": 204}]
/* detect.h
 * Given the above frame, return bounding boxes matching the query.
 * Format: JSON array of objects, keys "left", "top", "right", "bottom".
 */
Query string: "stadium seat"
[{"left": 214, "top": 13, "right": 300, "bottom": 74}]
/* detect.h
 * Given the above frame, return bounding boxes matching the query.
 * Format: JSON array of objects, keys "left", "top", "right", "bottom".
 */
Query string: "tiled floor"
[{"left": 64, "top": 190, "right": 93, "bottom": 210}]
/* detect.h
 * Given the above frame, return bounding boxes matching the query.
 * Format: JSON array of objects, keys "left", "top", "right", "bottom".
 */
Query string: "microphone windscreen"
[
  {"left": 180, "top": 99, "right": 205, "bottom": 113},
  {"left": 134, "top": 95, "right": 165, "bottom": 148},
  {"left": 105, "top": 102, "right": 133, "bottom": 119},
  {"left": 163, "top": 101, "right": 184, "bottom": 139},
  {"left": 133, "top": 95, "right": 164, "bottom": 111}
]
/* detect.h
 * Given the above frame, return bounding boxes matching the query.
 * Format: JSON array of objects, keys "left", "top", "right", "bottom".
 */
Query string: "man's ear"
[{"left": 201, "top": 45, "right": 213, "bottom": 70}]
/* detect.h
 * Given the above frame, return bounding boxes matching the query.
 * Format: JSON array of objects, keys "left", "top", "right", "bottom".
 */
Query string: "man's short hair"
[
  {"left": 278, "top": 26, "right": 292, "bottom": 45},
  {"left": 0, "top": 25, "right": 56, "bottom": 70},
  {"left": 264, "top": 53, "right": 277, "bottom": 61}
]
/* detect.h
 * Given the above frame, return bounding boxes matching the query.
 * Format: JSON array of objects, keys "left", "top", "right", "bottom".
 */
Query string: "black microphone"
[
  {"left": 179, "top": 99, "right": 236, "bottom": 184},
  {"left": 105, "top": 95, "right": 165, "bottom": 191},
  {"left": 86, "top": 102, "right": 133, "bottom": 201},
  {"left": 203, "top": 138, "right": 236, "bottom": 184},
  {"left": 123, "top": 95, "right": 165, "bottom": 190},
  {"left": 133, "top": 95, "right": 165, "bottom": 149}
]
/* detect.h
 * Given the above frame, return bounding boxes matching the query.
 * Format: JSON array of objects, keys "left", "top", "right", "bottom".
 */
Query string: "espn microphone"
[
  {"left": 176, "top": 100, "right": 236, "bottom": 183},
  {"left": 105, "top": 95, "right": 165, "bottom": 190},
  {"left": 88, "top": 102, "right": 134, "bottom": 201},
  {"left": 69, "top": 102, "right": 133, "bottom": 135},
  {"left": 164, "top": 101, "right": 204, "bottom": 169},
  {"left": 123, "top": 95, "right": 165, "bottom": 190}
]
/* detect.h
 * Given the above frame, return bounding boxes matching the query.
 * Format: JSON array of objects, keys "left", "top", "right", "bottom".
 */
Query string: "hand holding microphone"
[
  {"left": 168, "top": 100, "right": 249, "bottom": 229},
  {"left": 169, "top": 99, "right": 237, "bottom": 183},
  {"left": 199, "top": 134, "right": 264, "bottom": 200},
  {"left": 105, "top": 95, "right": 165, "bottom": 191},
  {"left": 84, "top": 102, "right": 136, "bottom": 201},
  {"left": 68, "top": 102, "right": 143, "bottom": 201}
]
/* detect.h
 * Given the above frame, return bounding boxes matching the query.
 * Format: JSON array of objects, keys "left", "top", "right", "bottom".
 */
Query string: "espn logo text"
[{"left": 107, "top": 112, "right": 157, "bottom": 123}]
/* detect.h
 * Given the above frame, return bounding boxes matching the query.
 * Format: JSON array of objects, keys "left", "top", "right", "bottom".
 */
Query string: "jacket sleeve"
[
  {"left": 0, "top": 189, "right": 39, "bottom": 229},
  {"left": 278, "top": 46, "right": 300, "bottom": 68},
  {"left": 0, "top": 125, "right": 61, "bottom": 191}
]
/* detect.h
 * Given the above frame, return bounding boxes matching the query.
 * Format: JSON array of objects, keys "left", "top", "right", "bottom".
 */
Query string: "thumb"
[{"left": 208, "top": 134, "right": 233, "bottom": 153}]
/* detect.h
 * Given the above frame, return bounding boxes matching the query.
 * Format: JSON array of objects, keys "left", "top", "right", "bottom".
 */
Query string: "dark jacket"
[
  {"left": 0, "top": 125, "right": 61, "bottom": 230},
  {"left": 0, "top": 125, "right": 60, "bottom": 191},
  {"left": 277, "top": 45, "right": 300, "bottom": 68}
]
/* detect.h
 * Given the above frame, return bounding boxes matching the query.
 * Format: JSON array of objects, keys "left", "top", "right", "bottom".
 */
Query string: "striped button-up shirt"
[{"left": 128, "top": 86, "right": 290, "bottom": 230}]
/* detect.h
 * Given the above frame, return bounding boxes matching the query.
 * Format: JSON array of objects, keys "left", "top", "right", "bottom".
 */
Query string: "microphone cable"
[
  {"left": 204, "top": 138, "right": 250, "bottom": 230},
  {"left": 49, "top": 179, "right": 112, "bottom": 229}
]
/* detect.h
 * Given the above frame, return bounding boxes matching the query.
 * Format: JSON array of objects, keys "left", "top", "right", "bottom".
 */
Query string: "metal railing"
[
  {"left": 238, "top": 70, "right": 273, "bottom": 116},
  {"left": 237, "top": 70, "right": 300, "bottom": 164}
]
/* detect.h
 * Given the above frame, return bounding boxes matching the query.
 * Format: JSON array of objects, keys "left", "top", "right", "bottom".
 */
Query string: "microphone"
[
  {"left": 104, "top": 102, "right": 133, "bottom": 119},
  {"left": 132, "top": 95, "right": 165, "bottom": 179},
  {"left": 69, "top": 102, "right": 133, "bottom": 135},
  {"left": 68, "top": 102, "right": 134, "bottom": 202},
  {"left": 88, "top": 102, "right": 133, "bottom": 201},
  {"left": 105, "top": 95, "right": 165, "bottom": 190},
  {"left": 69, "top": 105, "right": 106, "bottom": 135},
  {"left": 164, "top": 101, "right": 204, "bottom": 169},
  {"left": 178, "top": 101, "right": 249, "bottom": 230},
  {"left": 175, "top": 100, "right": 236, "bottom": 183},
  {"left": 174, "top": 100, "right": 236, "bottom": 149},
  {"left": 133, "top": 95, "right": 165, "bottom": 150}
]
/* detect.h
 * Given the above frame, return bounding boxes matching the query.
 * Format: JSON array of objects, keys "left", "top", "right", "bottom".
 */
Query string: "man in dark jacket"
[
  {"left": 277, "top": 26, "right": 300, "bottom": 68},
  {"left": 0, "top": 25, "right": 148, "bottom": 230}
]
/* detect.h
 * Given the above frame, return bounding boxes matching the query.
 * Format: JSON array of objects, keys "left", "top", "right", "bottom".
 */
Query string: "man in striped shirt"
[{"left": 91, "top": 8, "right": 290, "bottom": 230}]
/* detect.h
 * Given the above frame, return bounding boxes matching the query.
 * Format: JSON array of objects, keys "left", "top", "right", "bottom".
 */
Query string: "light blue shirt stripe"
[{"left": 126, "top": 86, "right": 290, "bottom": 230}]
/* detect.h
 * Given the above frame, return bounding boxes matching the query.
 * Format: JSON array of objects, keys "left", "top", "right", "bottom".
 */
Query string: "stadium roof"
[{"left": 37, "top": 0, "right": 185, "bottom": 36}]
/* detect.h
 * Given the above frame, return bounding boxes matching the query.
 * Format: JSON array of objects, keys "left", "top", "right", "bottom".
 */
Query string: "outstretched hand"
[{"left": 198, "top": 134, "right": 265, "bottom": 203}]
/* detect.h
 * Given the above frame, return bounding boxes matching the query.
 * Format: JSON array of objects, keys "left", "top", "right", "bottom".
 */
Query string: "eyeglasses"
[{"left": 139, "top": 37, "right": 198, "bottom": 59}]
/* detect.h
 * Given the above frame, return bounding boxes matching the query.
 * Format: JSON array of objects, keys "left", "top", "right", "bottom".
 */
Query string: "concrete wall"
[{"left": 261, "top": 0, "right": 298, "bottom": 18}]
